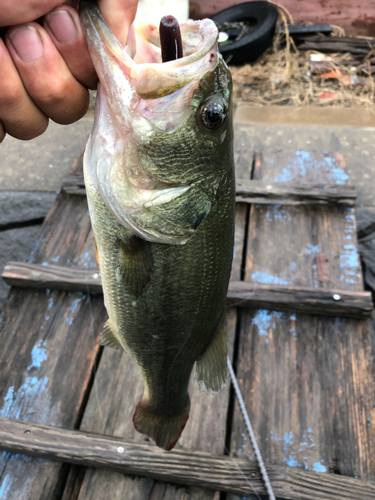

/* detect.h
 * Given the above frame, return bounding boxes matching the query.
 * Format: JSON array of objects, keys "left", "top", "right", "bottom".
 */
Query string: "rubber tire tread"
[{"left": 210, "top": 1, "right": 279, "bottom": 65}]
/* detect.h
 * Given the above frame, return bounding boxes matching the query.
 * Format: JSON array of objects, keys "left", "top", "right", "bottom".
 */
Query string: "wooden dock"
[{"left": 1, "top": 125, "right": 374, "bottom": 499}]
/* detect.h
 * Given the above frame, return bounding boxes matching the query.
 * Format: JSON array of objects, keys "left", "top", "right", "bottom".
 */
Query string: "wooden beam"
[
  {"left": 3, "top": 262, "right": 373, "bottom": 318},
  {"left": 296, "top": 35, "right": 375, "bottom": 55},
  {"left": 3, "top": 262, "right": 103, "bottom": 294},
  {"left": 61, "top": 174, "right": 86, "bottom": 196},
  {"left": 227, "top": 280, "right": 373, "bottom": 318},
  {"left": 62, "top": 174, "right": 356, "bottom": 206},
  {"left": 236, "top": 180, "right": 356, "bottom": 206},
  {"left": 0, "top": 417, "right": 374, "bottom": 500}
]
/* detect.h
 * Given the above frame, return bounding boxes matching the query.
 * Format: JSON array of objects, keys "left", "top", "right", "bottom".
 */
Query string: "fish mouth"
[
  {"left": 80, "top": 1, "right": 223, "bottom": 244},
  {"left": 80, "top": 1, "right": 219, "bottom": 100}
]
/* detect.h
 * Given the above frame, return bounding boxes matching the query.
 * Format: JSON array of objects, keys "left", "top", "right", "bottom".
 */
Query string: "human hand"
[{"left": 0, "top": 0, "right": 138, "bottom": 142}]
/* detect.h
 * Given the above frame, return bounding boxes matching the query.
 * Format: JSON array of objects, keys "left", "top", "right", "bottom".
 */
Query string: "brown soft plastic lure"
[{"left": 159, "top": 15, "right": 183, "bottom": 62}]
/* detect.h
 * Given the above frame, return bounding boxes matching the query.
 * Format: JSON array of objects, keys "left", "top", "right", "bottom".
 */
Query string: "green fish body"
[{"left": 80, "top": 2, "right": 235, "bottom": 450}]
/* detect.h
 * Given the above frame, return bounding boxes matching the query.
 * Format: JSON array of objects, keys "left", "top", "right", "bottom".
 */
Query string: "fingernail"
[
  {"left": 8, "top": 25, "right": 43, "bottom": 62},
  {"left": 45, "top": 10, "right": 77, "bottom": 43}
]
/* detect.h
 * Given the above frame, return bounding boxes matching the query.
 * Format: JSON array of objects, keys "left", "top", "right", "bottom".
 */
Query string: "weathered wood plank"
[
  {"left": 236, "top": 180, "right": 356, "bottom": 207},
  {"left": 4, "top": 262, "right": 372, "bottom": 318},
  {"left": 61, "top": 174, "right": 86, "bottom": 196},
  {"left": 62, "top": 173, "right": 357, "bottom": 206},
  {"left": 0, "top": 152, "right": 106, "bottom": 499},
  {"left": 2, "top": 262, "right": 103, "bottom": 294},
  {"left": 297, "top": 35, "right": 375, "bottom": 54},
  {"left": 227, "top": 281, "right": 373, "bottom": 318},
  {"left": 236, "top": 180, "right": 356, "bottom": 206},
  {"left": 1, "top": 417, "right": 375, "bottom": 500},
  {"left": 230, "top": 148, "right": 375, "bottom": 493}
]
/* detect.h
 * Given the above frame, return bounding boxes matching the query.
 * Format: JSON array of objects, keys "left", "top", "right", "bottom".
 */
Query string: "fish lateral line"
[{"left": 159, "top": 15, "right": 183, "bottom": 63}]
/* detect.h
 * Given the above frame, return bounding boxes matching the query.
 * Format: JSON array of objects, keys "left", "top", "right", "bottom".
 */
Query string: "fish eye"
[{"left": 200, "top": 98, "right": 227, "bottom": 130}]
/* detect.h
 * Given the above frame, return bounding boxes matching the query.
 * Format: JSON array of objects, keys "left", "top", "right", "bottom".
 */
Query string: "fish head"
[{"left": 80, "top": 2, "right": 233, "bottom": 244}]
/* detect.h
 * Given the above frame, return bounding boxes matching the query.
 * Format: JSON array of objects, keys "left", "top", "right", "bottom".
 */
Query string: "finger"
[
  {"left": 43, "top": 6, "right": 97, "bottom": 89},
  {"left": 0, "top": 39, "right": 48, "bottom": 140},
  {"left": 98, "top": 0, "right": 138, "bottom": 46},
  {"left": 6, "top": 23, "right": 90, "bottom": 125},
  {"left": 0, "top": 0, "right": 64, "bottom": 27}
]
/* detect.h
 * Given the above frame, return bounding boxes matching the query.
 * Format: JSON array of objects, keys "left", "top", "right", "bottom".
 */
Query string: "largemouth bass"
[{"left": 80, "top": 1, "right": 235, "bottom": 450}]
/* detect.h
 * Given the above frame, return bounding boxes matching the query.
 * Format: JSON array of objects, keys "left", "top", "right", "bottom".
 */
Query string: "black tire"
[{"left": 210, "top": 2, "right": 279, "bottom": 65}]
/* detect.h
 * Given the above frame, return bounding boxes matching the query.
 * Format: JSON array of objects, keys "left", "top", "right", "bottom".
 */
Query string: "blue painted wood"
[
  {"left": 230, "top": 148, "right": 375, "bottom": 488},
  {"left": 0, "top": 152, "right": 105, "bottom": 499}
]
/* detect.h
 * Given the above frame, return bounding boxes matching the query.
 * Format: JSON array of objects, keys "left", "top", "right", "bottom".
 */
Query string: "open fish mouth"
[
  {"left": 80, "top": 1, "right": 219, "bottom": 116},
  {"left": 80, "top": 2, "right": 229, "bottom": 244}
]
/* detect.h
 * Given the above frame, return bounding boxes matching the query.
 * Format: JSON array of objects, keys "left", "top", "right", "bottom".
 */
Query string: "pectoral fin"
[
  {"left": 118, "top": 236, "right": 153, "bottom": 298},
  {"left": 196, "top": 310, "right": 228, "bottom": 394}
]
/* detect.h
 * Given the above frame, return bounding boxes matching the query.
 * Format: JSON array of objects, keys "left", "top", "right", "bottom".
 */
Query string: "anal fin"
[
  {"left": 196, "top": 310, "right": 228, "bottom": 394},
  {"left": 100, "top": 320, "right": 123, "bottom": 351}
]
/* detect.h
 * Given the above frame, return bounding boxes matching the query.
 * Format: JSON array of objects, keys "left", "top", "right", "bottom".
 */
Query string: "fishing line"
[
  {"left": 218, "top": 388, "right": 262, "bottom": 500},
  {"left": 226, "top": 280, "right": 258, "bottom": 309},
  {"left": 227, "top": 356, "right": 276, "bottom": 500}
]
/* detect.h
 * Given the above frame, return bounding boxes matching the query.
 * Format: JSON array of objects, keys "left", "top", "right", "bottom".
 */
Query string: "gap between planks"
[
  {"left": 2, "top": 262, "right": 372, "bottom": 319},
  {"left": 0, "top": 417, "right": 374, "bottom": 500}
]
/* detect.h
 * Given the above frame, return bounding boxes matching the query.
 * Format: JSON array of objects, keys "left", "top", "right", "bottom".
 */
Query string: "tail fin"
[{"left": 133, "top": 398, "right": 190, "bottom": 451}]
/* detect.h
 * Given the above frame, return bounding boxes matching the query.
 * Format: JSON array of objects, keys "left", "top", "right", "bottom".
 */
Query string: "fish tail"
[{"left": 133, "top": 398, "right": 190, "bottom": 451}]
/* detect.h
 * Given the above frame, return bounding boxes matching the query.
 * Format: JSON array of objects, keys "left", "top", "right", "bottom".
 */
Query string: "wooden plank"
[
  {"left": 4, "top": 262, "right": 372, "bottom": 318},
  {"left": 236, "top": 180, "right": 356, "bottom": 206},
  {"left": 0, "top": 152, "right": 106, "bottom": 499},
  {"left": 297, "top": 36, "right": 375, "bottom": 54},
  {"left": 62, "top": 173, "right": 356, "bottom": 206},
  {"left": 1, "top": 417, "right": 375, "bottom": 500},
  {"left": 2, "top": 262, "right": 103, "bottom": 294},
  {"left": 229, "top": 148, "right": 375, "bottom": 497},
  {"left": 227, "top": 281, "right": 373, "bottom": 318},
  {"left": 61, "top": 174, "right": 85, "bottom": 196}
]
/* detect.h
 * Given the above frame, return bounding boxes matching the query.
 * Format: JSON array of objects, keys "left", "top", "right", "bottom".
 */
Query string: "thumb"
[{"left": 97, "top": 0, "right": 138, "bottom": 46}]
